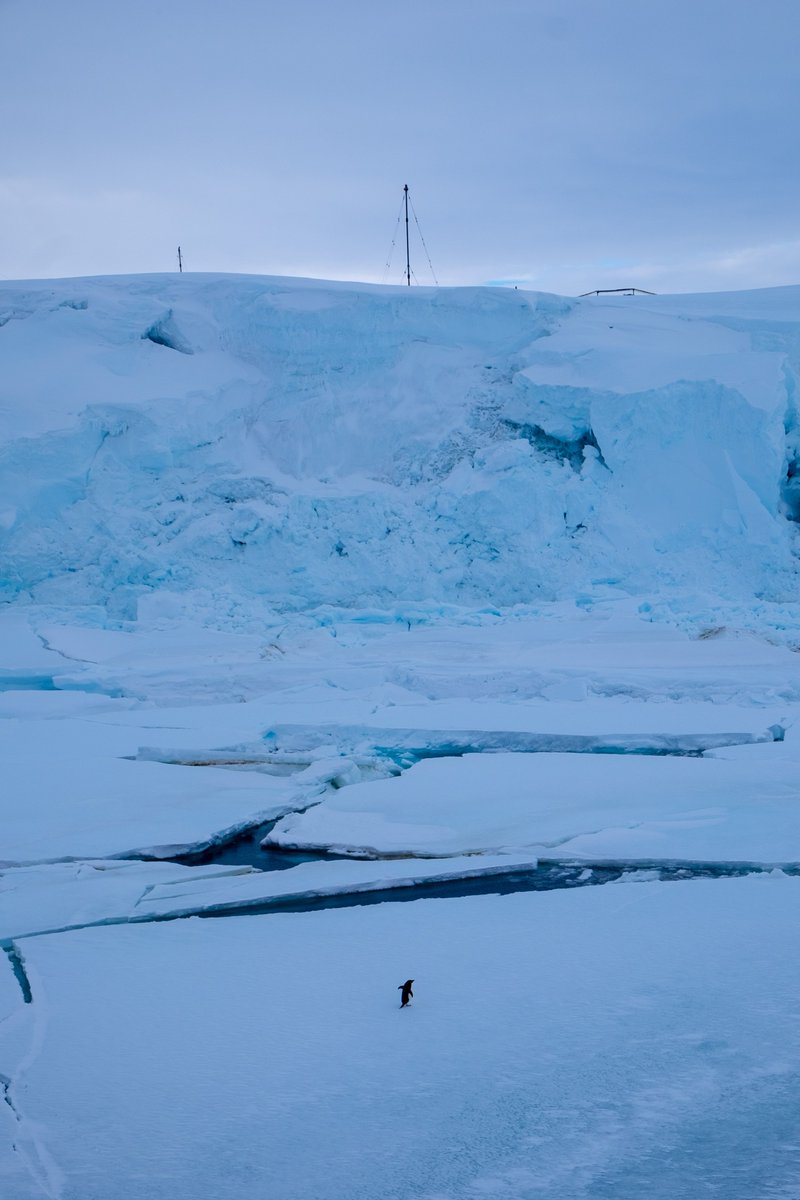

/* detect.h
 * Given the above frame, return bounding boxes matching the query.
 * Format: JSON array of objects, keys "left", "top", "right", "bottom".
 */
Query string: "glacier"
[{"left": 1, "top": 273, "right": 798, "bottom": 625}]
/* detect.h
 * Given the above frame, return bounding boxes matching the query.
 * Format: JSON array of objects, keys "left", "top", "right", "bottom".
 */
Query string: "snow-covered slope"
[{"left": 1, "top": 273, "right": 798, "bottom": 620}]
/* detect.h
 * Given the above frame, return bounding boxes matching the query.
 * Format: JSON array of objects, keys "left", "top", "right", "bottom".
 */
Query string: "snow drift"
[{"left": 1, "top": 273, "right": 798, "bottom": 620}]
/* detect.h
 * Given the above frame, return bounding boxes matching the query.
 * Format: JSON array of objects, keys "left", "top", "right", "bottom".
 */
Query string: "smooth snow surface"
[{"left": 4, "top": 876, "right": 800, "bottom": 1200}]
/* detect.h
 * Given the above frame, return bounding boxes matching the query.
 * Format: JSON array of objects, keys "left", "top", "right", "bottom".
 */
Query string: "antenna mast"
[
  {"left": 382, "top": 185, "right": 437, "bottom": 286},
  {"left": 404, "top": 185, "right": 411, "bottom": 286},
  {"left": 177, "top": 245, "right": 183, "bottom": 273}
]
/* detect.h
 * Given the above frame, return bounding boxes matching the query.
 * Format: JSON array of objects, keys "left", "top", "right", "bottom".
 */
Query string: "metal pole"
[{"left": 404, "top": 185, "right": 410, "bottom": 286}]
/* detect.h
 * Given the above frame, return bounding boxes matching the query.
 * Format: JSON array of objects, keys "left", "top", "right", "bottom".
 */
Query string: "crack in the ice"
[
  {"left": 115, "top": 725, "right": 787, "bottom": 870},
  {"left": 0, "top": 950, "right": 63, "bottom": 1198},
  {"left": 34, "top": 632, "right": 90, "bottom": 667},
  {"left": 133, "top": 882, "right": 157, "bottom": 908},
  {"left": 4, "top": 860, "right": 798, "bottom": 945},
  {"left": 2, "top": 943, "right": 33, "bottom": 1004}
]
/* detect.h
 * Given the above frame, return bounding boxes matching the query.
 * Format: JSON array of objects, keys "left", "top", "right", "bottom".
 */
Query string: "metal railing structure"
[{"left": 579, "top": 287, "right": 656, "bottom": 297}]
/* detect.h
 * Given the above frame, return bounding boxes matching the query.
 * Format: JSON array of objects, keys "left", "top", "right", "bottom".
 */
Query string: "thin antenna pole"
[
  {"left": 177, "top": 245, "right": 183, "bottom": 273},
  {"left": 404, "top": 185, "right": 411, "bottom": 286}
]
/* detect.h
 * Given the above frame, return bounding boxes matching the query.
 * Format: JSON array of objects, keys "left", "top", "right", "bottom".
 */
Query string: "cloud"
[
  {"left": 489, "top": 237, "right": 800, "bottom": 297},
  {"left": 3, "top": 0, "right": 800, "bottom": 291}
]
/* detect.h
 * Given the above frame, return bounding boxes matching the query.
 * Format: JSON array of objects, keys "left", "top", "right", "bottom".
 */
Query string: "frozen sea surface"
[{"left": 3, "top": 875, "right": 799, "bottom": 1200}]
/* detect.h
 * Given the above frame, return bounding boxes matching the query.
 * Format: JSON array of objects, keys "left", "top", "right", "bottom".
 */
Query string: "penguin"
[{"left": 398, "top": 979, "right": 414, "bottom": 1007}]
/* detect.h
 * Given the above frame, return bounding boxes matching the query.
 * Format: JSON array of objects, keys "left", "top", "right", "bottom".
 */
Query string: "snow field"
[{"left": 4, "top": 874, "right": 799, "bottom": 1200}]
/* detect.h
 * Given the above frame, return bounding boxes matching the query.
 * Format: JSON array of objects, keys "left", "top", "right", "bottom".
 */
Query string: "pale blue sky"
[{"left": 2, "top": 0, "right": 799, "bottom": 294}]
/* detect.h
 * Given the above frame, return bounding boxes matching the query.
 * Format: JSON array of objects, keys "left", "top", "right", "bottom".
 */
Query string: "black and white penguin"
[{"left": 398, "top": 979, "right": 414, "bottom": 1007}]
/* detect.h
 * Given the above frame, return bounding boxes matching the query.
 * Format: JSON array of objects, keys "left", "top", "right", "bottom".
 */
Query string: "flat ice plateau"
[{"left": 2, "top": 273, "right": 800, "bottom": 1198}]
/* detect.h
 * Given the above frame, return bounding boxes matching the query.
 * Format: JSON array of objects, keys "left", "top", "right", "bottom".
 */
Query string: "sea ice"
[
  {"left": 2, "top": 874, "right": 797, "bottom": 1200},
  {"left": 267, "top": 746, "right": 800, "bottom": 862}
]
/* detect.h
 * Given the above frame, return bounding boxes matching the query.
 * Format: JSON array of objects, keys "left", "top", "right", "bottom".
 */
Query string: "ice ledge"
[
  {"left": 0, "top": 854, "right": 538, "bottom": 941},
  {"left": 262, "top": 723, "right": 783, "bottom": 764}
]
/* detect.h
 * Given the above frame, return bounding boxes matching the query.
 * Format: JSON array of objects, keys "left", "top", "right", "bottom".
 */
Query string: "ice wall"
[{"left": 0, "top": 273, "right": 797, "bottom": 620}]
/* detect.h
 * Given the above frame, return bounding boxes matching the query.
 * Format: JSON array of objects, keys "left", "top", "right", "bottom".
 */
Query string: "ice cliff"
[{"left": 1, "top": 273, "right": 798, "bottom": 621}]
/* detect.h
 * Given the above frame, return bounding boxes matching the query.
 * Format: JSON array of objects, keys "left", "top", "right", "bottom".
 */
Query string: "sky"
[{"left": 2, "top": 0, "right": 800, "bottom": 296}]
